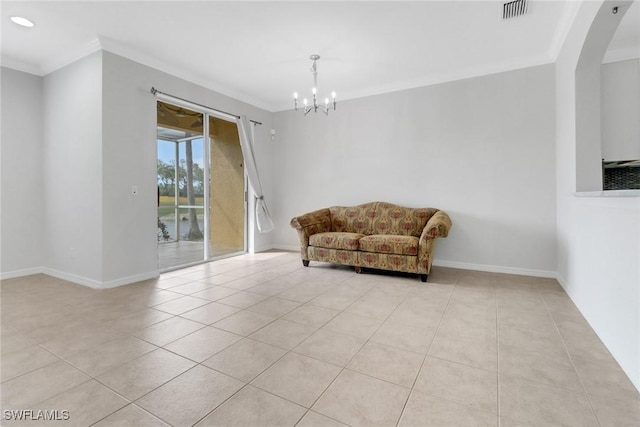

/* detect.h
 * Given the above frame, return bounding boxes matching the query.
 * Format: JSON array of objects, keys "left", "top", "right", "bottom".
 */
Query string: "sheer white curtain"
[{"left": 236, "top": 115, "right": 274, "bottom": 233}]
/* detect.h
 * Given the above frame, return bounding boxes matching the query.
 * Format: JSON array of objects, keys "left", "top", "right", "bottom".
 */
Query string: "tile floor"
[{"left": 1, "top": 251, "right": 639, "bottom": 426}]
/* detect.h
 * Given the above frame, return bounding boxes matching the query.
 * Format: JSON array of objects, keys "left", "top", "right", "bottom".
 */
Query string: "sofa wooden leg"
[
  {"left": 354, "top": 266, "right": 362, "bottom": 274},
  {"left": 302, "top": 260, "right": 309, "bottom": 267},
  {"left": 420, "top": 274, "right": 428, "bottom": 282}
]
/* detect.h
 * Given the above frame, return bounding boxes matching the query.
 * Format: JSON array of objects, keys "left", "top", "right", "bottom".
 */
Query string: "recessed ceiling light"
[{"left": 10, "top": 16, "right": 35, "bottom": 28}]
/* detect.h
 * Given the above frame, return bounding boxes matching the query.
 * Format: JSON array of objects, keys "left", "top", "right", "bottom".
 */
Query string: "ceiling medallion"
[{"left": 293, "top": 54, "right": 336, "bottom": 116}]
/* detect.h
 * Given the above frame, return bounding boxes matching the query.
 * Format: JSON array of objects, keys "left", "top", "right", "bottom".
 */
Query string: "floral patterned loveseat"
[{"left": 290, "top": 201, "right": 451, "bottom": 282}]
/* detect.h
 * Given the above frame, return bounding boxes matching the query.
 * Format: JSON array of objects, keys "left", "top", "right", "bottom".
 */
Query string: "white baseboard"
[
  {"left": 270, "top": 245, "right": 558, "bottom": 279},
  {"left": 432, "top": 259, "right": 558, "bottom": 279},
  {"left": 271, "top": 244, "right": 300, "bottom": 252},
  {"left": 2, "top": 266, "right": 159, "bottom": 289},
  {"left": 0, "top": 267, "right": 45, "bottom": 281}
]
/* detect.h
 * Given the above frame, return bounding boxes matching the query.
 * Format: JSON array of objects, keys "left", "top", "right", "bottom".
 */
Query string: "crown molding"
[
  {"left": 97, "top": 36, "right": 275, "bottom": 112},
  {"left": 0, "top": 55, "right": 43, "bottom": 75},
  {"left": 40, "top": 39, "right": 102, "bottom": 76},
  {"left": 602, "top": 44, "right": 640, "bottom": 64},
  {"left": 273, "top": 54, "right": 555, "bottom": 112}
]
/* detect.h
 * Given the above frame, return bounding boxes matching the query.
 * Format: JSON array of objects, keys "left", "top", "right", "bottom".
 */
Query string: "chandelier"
[{"left": 294, "top": 55, "right": 336, "bottom": 116}]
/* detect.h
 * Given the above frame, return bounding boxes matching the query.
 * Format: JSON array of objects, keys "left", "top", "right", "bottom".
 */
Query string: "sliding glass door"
[{"left": 157, "top": 101, "right": 246, "bottom": 270}]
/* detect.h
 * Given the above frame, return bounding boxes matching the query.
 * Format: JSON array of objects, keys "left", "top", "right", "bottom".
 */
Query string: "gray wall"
[
  {"left": 42, "top": 52, "right": 104, "bottom": 283},
  {"left": 601, "top": 58, "right": 640, "bottom": 161},
  {"left": 273, "top": 64, "right": 557, "bottom": 276},
  {"left": 1, "top": 68, "right": 44, "bottom": 275}
]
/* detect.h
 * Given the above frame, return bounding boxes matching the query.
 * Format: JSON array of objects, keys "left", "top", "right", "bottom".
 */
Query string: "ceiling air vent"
[{"left": 503, "top": 0, "right": 528, "bottom": 19}]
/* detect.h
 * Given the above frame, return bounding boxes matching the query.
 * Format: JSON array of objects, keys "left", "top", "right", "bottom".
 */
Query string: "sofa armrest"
[
  {"left": 290, "top": 208, "right": 332, "bottom": 260},
  {"left": 420, "top": 210, "right": 452, "bottom": 241}
]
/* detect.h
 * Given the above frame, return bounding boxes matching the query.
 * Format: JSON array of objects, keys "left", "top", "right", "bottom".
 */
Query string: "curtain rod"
[{"left": 151, "top": 87, "right": 262, "bottom": 126}]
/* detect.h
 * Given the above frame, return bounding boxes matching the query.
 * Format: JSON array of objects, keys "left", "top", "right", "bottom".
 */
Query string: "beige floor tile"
[
  {"left": 105, "top": 308, "right": 173, "bottom": 333},
  {"left": 347, "top": 341, "right": 423, "bottom": 387},
  {"left": 346, "top": 295, "right": 402, "bottom": 320},
  {"left": 198, "top": 274, "right": 239, "bottom": 286},
  {"left": 249, "top": 319, "right": 317, "bottom": 350},
  {"left": 252, "top": 352, "right": 341, "bottom": 407},
  {"left": 398, "top": 391, "right": 497, "bottom": 427},
  {"left": 23, "top": 313, "right": 102, "bottom": 344},
  {"left": 246, "top": 297, "right": 301, "bottom": 317},
  {"left": 212, "top": 310, "right": 276, "bottom": 336},
  {"left": 589, "top": 391, "right": 640, "bottom": 427},
  {"left": 196, "top": 385, "right": 306, "bottom": 426},
  {"left": 429, "top": 331, "right": 497, "bottom": 371},
  {"left": 164, "top": 326, "right": 241, "bottom": 362},
  {"left": 297, "top": 410, "right": 348, "bottom": 427},
  {"left": 1, "top": 360, "right": 89, "bottom": 408},
  {"left": 217, "top": 291, "right": 270, "bottom": 308},
  {"left": 313, "top": 369, "right": 409, "bottom": 427},
  {"left": 167, "top": 281, "right": 215, "bottom": 295},
  {"left": 310, "top": 286, "right": 367, "bottom": 311},
  {"left": 203, "top": 338, "right": 286, "bottom": 382},
  {"left": 499, "top": 374, "right": 598, "bottom": 426},
  {"left": 128, "top": 290, "right": 185, "bottom": 307},
  {"left": 499, "top": 342, "right": 582, "bottom": 392},
  {"left": 137, "top": 365, "right": 244, "bottom": 427},
  {"left": 223, "top": 277, "right": 263, "bottom": 290},
  {"left": 0, "top": 329, "right": 38, "bottom": 355},
  {"left": 371, "top": 320, "right": 435, "bottom": 354},
  {"left": 386, "top": 300, "right": 444, "bottom": 329},
  {"left": 27, "top": 380, "right": 128, "bottom": 427},
  {"left": 179, "top": 301, "right": 241, "bottom": 324},
  {"left": 153, "top": 295, "right": 211, "bottom": 315},
  {"left": 414, "top": 357, "right": 498, "bottom": 413},
  {"left": 190, "top": 286, "right": 240, "bottom": 301},
  {"left": 40, "top": 326, "right": 127, "bottom": 359},
  {"left": 96, "top": 349, "right": 196, "bottom": 400},
  {"left": 64, "top": 336, "right": 157, "bottom": 377},
  {"left": 323, "top": 312, "right": 383, "bottom": 339},
  {"left": 283, "top": 303, "right": 340, "bottom": 327},
  {"left": 278, "top": 283, "right": 335, "bottom": 303},
  {"left": 572, "top": 354, "right": 640, "bottom": 401},
  {"left": 245, "top": 279, "right": 299, "bottom": 296},
  {"left": 93, "top": 404, "right": 170, "bottom": 426},
  {"left": 294, "top": 328, "right": 366, "bottom": 367},
  {"left": 0, "top": 345, "right": 59, "bottom": 382},
  {"left": 131, "top": 316, "right": 204, "bottom": 346}
]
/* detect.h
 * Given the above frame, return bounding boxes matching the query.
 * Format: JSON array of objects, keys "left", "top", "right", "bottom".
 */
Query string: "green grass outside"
[{"left": 158, "top": 195, "right": 204, "bottom": 217}]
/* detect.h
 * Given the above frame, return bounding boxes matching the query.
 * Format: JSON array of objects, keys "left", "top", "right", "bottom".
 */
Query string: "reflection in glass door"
[{"left": 157, "top": 101, "right": 246, "bottom": 270}]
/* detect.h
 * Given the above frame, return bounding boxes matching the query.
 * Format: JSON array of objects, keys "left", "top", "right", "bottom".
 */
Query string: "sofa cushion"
[
  {"left": 309, "top": 232, "right": 364, "bottom": 251},
  {"left": 329, "top": 203, "right": 376, "bottom": 235},
  {"left": 359, "top": 235, "right": 419, "bottom": 256},
  {"left": 372, "top": 202, "right": 437, "bottom": 236}
]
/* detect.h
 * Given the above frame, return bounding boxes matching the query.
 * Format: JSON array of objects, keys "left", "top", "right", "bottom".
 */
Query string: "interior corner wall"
[
  {"left": 41, "top": 52, "right": 104, "bottom": 284},
  {"left": 0, "top": 67, "right": 44, "bottom": 276},
  {"left": 556, "top": 0, "right": 640, "bottom": 391},
  {"left": 272, "top": 64, "right": 557, "bottom": 276},
  {"left": 100, "top": 51, "right": 274, "bottom": 284}
]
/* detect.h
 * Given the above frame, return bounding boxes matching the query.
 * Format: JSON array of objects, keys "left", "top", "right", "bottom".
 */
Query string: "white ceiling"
[{"left": 1, "top": 1, "right": 637, "bottom": 112}]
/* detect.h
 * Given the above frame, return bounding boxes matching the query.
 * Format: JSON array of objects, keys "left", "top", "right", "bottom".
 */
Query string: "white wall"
[
  {"left": 100, "top": 51, "right": 274, "bottom": 284},
  {"left": 601, "top": 58, "right": 640, "bottom": 160},
  {"left": 272, "top": 65, "right": 557, "bottom": 276},
  {"left": 0, "top": 68, "right": 44, "bottom": 276},
  {"left": 556, "top": 0, "right": 640, "bottom": 391},
  {"left": 42, "top": 52, "right": 104, "bottom": 284}
]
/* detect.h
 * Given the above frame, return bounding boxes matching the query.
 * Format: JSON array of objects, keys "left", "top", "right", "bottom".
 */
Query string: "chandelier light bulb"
[{"left": 293, "top": 54, "right": 337, "bottom": 116}]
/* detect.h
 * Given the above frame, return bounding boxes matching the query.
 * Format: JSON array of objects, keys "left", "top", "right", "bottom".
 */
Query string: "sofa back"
[{"left": 330, "top": 202, "right": 438, "bottom": 237}]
